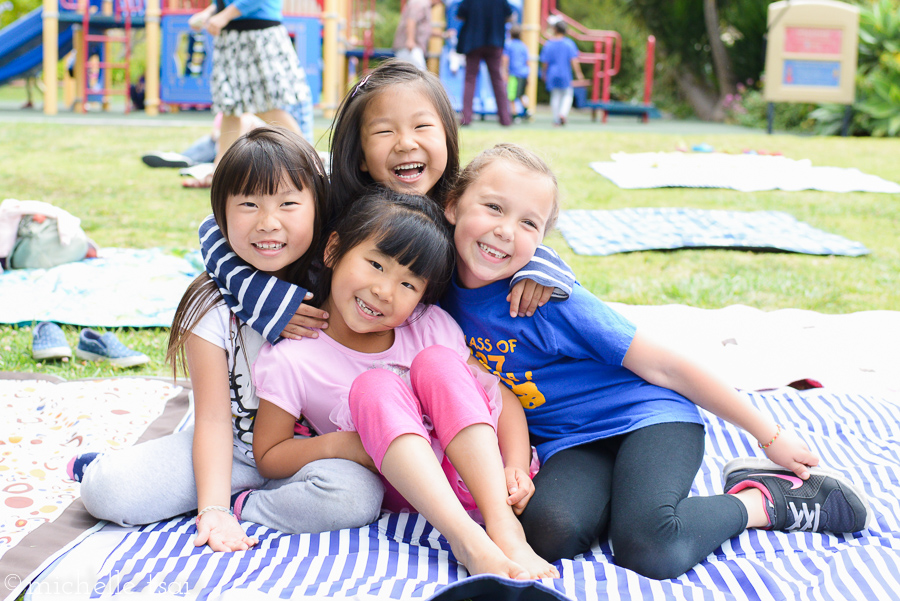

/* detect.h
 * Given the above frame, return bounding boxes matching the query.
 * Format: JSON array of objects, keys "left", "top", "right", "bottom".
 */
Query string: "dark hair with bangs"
[
  {"left": 211, "top": 126, "right": 329, "bottom": 283},
  {"left": 315, "top": 187, "right": 455, "bottom": 308},
  {"left": 166, "top": 126, "right": 330, "bottom": 377},
  {"left": 328, "top": 59, "right": 460, "bottom": 223}
]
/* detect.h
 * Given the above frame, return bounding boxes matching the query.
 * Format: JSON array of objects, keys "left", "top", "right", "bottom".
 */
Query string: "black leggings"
[{"left": 519, "top": 422, "right": 748, "bottom": 580}]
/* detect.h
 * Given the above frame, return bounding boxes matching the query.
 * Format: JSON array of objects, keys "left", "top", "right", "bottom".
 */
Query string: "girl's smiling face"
[
  {"left": 359, "top": 84, "right": 449, "bottom": 197},
  {"left": 225, "top": 180, "right": 316, "bottom": 279},
  {"left": 444, "top": 159, "right": 556, "bottom": 290},
  {"left": 320, "top": 233, "right": 428, "bottom": 353}
]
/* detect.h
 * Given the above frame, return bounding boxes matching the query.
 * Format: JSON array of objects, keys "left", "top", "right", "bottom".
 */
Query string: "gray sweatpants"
[{"left": 79, "top": 427, "right": 385, "bottom": 534}]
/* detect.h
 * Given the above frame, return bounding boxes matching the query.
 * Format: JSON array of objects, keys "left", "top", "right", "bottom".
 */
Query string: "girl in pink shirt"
[{"left": 252, "top": 188, "right": 558, "bottom": 580}]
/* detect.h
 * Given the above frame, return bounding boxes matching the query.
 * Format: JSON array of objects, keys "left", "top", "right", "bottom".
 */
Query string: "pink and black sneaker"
[{"left": 723, "top": 458, "right": 871, "bottom": 533}]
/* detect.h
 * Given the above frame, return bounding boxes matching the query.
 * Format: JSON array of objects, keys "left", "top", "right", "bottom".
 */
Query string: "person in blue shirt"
[
  {"left": 440, "top": 142, "right": 872, "bottom": 580},
  {"left": 539, "top": 17, "right": 583, "bottom": 126},
  {"left": 503, "top": 24, "right": 531, "bottom": 120}
]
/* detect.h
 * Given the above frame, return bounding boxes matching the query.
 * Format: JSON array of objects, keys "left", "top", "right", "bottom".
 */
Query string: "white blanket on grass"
[{"left": 590, "top": 152, "right": 900, "bottom": 193}]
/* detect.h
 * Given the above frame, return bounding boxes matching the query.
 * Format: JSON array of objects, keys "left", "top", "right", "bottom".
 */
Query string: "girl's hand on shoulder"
[
  {"left": 506, "top": 280, "right": 554, "bottom": 318},
  {"left": 194, "top": 510, "right": 257, "bottom": 552},
  {"left": 280, "top": 293, "right": 329, "bottom": 340},
  {"left": 762, "top": 428, "right": 819, "bottom": 480},
  {"left": 504, "top": 466, "right": 534, "bottom": 515}
]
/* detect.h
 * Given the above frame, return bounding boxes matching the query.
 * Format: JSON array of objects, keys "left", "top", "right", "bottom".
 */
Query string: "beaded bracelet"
[
  {"left": 197, "top": 505, "right": 233, "bottom": 520},
  {"left": 758, "top": 424, "right": 782, "bottom": 449}
]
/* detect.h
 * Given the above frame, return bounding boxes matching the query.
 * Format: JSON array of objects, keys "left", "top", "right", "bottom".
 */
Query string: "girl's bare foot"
[
  {"left": 487, "top": 515, "right": 559, "bottom": 579},
  {"left": 449, "top": 522, "right": 531, "bottom": 580}
]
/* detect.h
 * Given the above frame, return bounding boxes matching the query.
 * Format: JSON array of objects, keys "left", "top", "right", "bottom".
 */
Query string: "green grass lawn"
[{"left": 1, "top": 115, "right": 898, "bottom": 381}]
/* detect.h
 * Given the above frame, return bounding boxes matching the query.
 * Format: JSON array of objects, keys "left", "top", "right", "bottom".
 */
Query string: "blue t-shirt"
[
  {"left": 227, "top": 0, "right": 283, "bottom": 23},
  {"left": 505, "top": 38, "right": 530, "bottom": 79},
  {"left": 441, "top": 277, "right": 703, "bottom": 462},
  {"left": 539, "top": 37, "right": 578, "bottom": 90}
]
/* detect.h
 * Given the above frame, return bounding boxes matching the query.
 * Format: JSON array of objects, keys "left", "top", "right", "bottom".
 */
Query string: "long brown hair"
[
  {"left": 166, "top": 127, "right": 330, "bottom": 377},
  {"left": 328, "top": 58, "right": 460, "bottom": 224}
]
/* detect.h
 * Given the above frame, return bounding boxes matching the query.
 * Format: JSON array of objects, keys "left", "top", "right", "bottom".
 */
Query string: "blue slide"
[{"left": 0, "top": 7, "right": 75, "bottom": 87}]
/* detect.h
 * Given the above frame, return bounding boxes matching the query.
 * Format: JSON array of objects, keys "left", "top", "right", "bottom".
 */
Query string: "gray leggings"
[{"left": 79, "top": 427, "right": 385, "bottom": 534}]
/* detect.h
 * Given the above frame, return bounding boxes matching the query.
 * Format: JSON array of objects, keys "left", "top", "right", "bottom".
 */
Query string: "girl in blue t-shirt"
[
  {"left": 440, "top": 143, "right": 872, "bottom": 580},
  {"left": 540, "top": 18, "right": 584, "bottom": 126}
]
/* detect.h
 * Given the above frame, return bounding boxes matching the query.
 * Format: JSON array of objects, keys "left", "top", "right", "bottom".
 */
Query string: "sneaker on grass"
[
  {"left": 75, "top": 329, "right": 150, "bottom": 368},
  {"left": 141, "top": 151, "right": 193, "bottom": 169},
  {"left": 723, "top": 457, "right": 871, "bottom": 533},
  {"left": 32, "top": 321, "right": 72, "bottom": 360}
]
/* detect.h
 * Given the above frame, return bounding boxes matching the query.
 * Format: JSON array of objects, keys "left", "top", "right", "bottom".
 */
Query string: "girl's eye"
[
  {"left": 240, "top": 201, "right": 257, "bottom": 208},
  {"left": 486, "top": 203, "right": 501, "bottom": 212},
  {"left": 369, "top": 261, "right": 383, "bottom": 271},
  {"left": 523, "top": 220, "right": 537, "bottom": 229},
  {"left": 415, "top": 123, "right": 432, "bottom": 130},
  {"left": 402, "top": 282, "right": 417, "bottom": 291}
]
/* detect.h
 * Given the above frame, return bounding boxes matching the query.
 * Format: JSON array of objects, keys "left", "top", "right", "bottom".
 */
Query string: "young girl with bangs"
[
  {"left": 69, "top": 127, "right": 384, "bottom": 552},
  {"left": 251, "top": 188, "right": 558, "bottom": 580},
  {"left": 197, "top": 59, "right": 576, "bottom": 349}
]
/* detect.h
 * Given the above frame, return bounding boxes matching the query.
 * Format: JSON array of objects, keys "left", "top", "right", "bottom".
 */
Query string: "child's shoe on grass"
[
  {"left": 724, "top": 458, "right": 871, "bottom": 533},
  {"left": 32, "top": 322, "right": 72, "bottom": 360},
  {"left": 75, "top": 329, "right": 150, "bottom": 368}
]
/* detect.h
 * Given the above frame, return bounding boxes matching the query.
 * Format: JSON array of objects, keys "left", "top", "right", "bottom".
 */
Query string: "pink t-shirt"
[{"left": 253, "top": 304, "right": 486, "bottom": 434}]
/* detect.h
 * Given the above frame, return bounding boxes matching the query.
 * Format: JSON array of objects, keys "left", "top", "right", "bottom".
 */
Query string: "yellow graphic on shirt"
[
  {"left": 511, "top": 372, "right": 546, "bottom": 409},
  {"left": 469, "top": 336, "right": 546, "bottom": 409}
]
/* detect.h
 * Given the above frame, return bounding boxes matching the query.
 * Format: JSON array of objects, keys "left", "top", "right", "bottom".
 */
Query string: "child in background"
[
  {"left": 504, "top": 24, "right": 531, "bottom": 120},
  {"left": 198, "top": 59, "right": 575, "bottom": 347},
  {"left": 440, "top": 143, "right": 871, "bottom": 579},
  {"left": 252, "top": 189, "right": 558, "bottom": 580},
  {"left": 540, "top": 17, "right": 584, "bottom": 126},
  {"left": 70, "top": 128, "right": 384, "bottom": 551},
  {"left": 185, "top": 0, "right": 313, "bottom": 188}
]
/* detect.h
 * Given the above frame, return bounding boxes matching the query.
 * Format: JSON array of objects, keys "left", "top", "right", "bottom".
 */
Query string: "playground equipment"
[
  {"left": 158, "top": 0, "right": 322, "bottom": 107},
  {"left": 0, "top": 0, "right": 658, "bottom": 120},
  {"left": 541, "top": 0, "right": 659, "bottom": 122}
]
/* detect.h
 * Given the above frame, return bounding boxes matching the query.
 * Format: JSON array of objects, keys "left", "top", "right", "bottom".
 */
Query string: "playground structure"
[{"left": 0, "top": 0, "right": 659, "bottom": 121}]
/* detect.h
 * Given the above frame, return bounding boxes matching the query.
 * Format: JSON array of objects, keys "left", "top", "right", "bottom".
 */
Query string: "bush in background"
[{"left": 810, "top": 0, "right": 900, "bottom": 137}]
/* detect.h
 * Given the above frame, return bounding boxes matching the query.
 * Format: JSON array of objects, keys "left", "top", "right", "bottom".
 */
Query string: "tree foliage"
[{"left": 1, "top": 0, "right": 42, "bottom": 28}]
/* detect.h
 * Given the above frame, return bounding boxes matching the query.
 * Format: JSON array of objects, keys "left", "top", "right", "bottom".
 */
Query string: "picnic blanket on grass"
[
  {"left": 6, "top": 303, "right": 900, "bottom": 600},
  {"left": 590, "top": 153, "right": 900, "bottom": 193},
  {"left": 21, "top": 388, "right": 900, "bottom": 601},
  {"left": 0, "top": 248, "right": 201, "bottom": 328},
  {"left": 0, "top": 374, "right": 191, "bottom": 597},
  {"left": 557, "top": 208, "right": 869, "bottom": 256}
]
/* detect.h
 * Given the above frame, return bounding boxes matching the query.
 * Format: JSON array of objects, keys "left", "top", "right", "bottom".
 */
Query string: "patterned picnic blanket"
[
  {"left": 0, "top": 376, "right": 187, "bottom": 597},
  {"left": 590, "top": 152, "right": 900, "bottom": 193},
  {"left": 0, "top": 248, "right": 201, "bottom": 327},
  {"left": 16, "top": 386, "right": 900, "bottom": 601},
  {"left": 557, "top": 208, "right": 869, "bottom": 256}
]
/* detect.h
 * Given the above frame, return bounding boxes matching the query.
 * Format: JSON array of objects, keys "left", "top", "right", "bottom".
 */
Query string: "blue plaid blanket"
[{"left": 557, "top": 208, "right": 869, "bottom": 256}]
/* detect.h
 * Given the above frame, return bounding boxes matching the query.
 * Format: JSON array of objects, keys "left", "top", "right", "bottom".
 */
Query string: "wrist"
[
  {"left": 757, "top": 424, "right": 782, "bottom": 449},
  {"left": 197, "top": 505, "right": 233, "bottom": 521}
]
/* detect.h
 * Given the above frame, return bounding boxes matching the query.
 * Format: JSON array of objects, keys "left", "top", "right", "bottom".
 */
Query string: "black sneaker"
[
  {"left": 141, "top": 151, "right": 192, "bottom": 169},
  {"left": 723, "top": 458, "right": 871, "bottom": 533}
]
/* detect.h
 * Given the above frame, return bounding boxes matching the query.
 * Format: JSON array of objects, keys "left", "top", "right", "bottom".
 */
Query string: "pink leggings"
[{"left": 349, "top": 345, "right": 498, "bottom": 513}]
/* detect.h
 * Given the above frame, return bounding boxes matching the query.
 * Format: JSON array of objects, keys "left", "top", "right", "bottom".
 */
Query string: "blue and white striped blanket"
[{"left": 26, "top": 389, "right": 900, "bottom": 601}]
